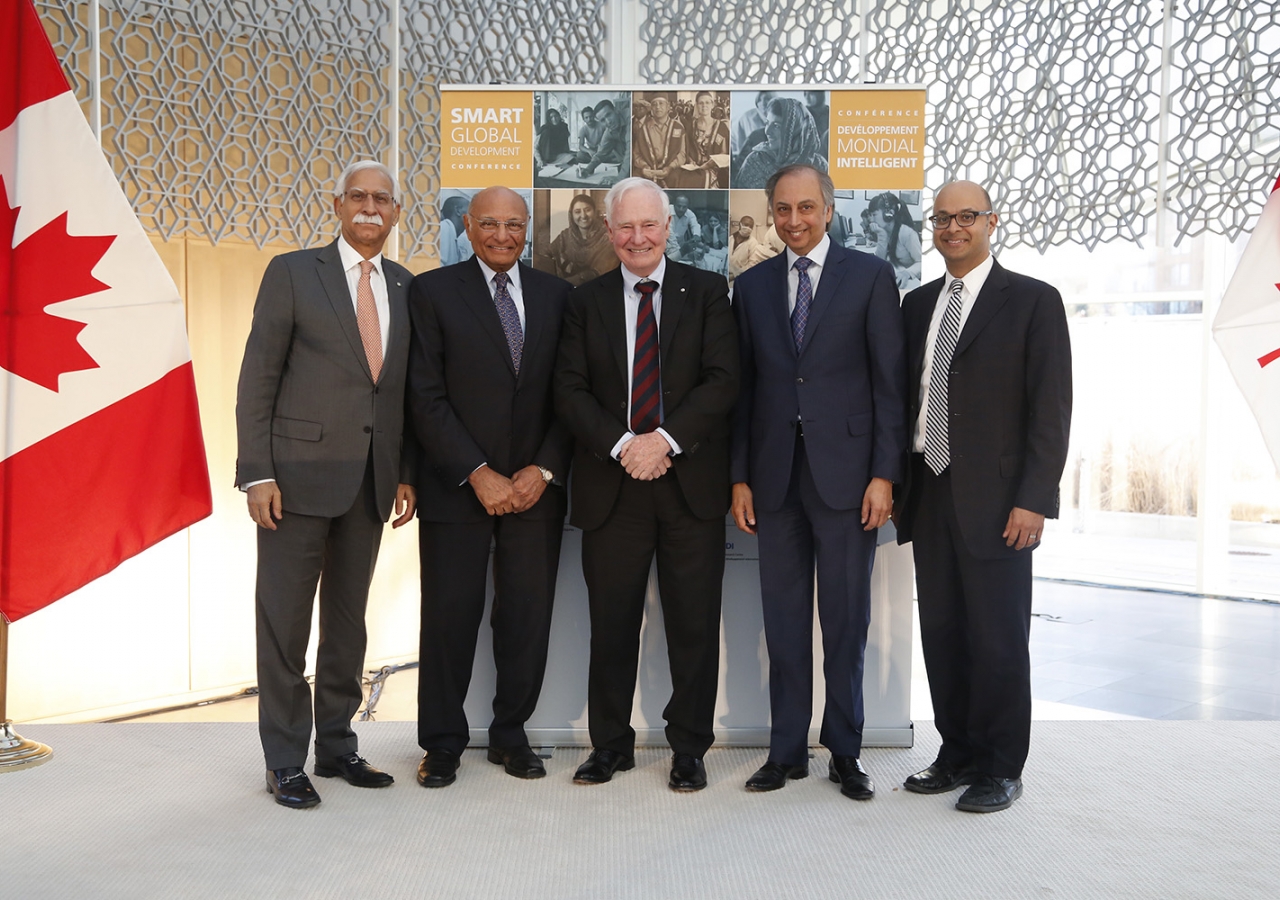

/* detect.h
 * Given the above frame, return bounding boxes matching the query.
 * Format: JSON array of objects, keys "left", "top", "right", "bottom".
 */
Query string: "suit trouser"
[
  {"left": 417, "top": 513, "right": 564, "bottom": 755},
  {"left": 255, "top": 457, "right": 384, "bottom": 770},
  {"left": 580, "top": 474, "right": 724, "bottom": 758},
  {"left": 756, "top": 433, "right": 876, "bottom": 767},
  {"left": 911, "top": 459, "right": 1033, "bottom": 779}
]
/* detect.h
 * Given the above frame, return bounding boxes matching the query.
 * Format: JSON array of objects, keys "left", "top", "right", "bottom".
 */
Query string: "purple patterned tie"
[
  {"left": 630, "top": 280, "right": 661, "bottom": 434},
  {"left": 790, "top": 256, "right": 814, "bottom": 351},
  {"left": 492, "top": 270, "right": 523, "bottom": 374}
]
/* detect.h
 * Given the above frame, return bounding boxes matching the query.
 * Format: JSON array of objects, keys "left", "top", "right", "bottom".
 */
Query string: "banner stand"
[{"left": 0, "top": 618, "right": 53, "bottom": 772}]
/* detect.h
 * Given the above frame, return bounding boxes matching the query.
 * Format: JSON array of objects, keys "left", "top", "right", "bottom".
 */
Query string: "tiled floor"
[{"left": 128, "top": 580, "right": 1280, "bottom": 724}]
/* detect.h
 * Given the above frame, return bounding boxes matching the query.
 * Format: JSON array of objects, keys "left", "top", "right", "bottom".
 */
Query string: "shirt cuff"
[
  {"left": 610, "top": 432, "right": 636, "bottom": 460},
  {"left": 240, "top": 479, "right": 275, "bottom": 491},
  {"left": 656, "top": 427, "right": 681, "bottom": 455},
  {"left": 462, "top": 462, "right": 488, "bottom": 486}
]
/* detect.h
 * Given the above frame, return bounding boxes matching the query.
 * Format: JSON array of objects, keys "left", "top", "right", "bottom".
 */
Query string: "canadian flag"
[
  {"left": 1213, "top": 175, "right": 1280, "bottom": 475},
  {"left": 1, "top": 0, "right": 211, "bottom": 622}
]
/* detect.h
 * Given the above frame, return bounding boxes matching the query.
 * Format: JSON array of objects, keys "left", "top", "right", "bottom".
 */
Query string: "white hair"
[
  {"left": 603, "top": 177, "right": 671, "bottom": 223},
  {"left": 334, "top": 160, "right": 399, "bottom": 201}
]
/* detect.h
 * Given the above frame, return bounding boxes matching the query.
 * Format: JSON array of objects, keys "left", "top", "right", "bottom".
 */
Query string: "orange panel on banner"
[
  {"left": 440, "top": 90, "right": 534, "bottom": 188},
  {"left": 828, "top": 90, "right": 926, "bottom": 190}
]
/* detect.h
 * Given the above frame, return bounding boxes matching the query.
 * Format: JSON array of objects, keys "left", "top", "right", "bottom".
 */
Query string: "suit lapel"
[
  {"left": 763, "top": 253, "right": 795, "bottom": 360},
  {"left": 516, "top": 263, "right": 542, "bottom": 384},
  {"left": 382, "top": 258, "right": 409, "bottom": 369},
  {"left": 596, "top": 267, "right": 628, "bottom": 383},
  {"left": 316, "top": 241, "right": 374, "bottom": 382},
  {"left": 798, "top": 244, "right": 847, "bottom": 359},
  {"left": 658, "top": 257, "right": 686, "bottom": 360},
  {"left": 954, "top": 259, "right": 1011, "bottom": 357},
  {"left": 458, "top": 256, "right": 518, "bottom": 378}
]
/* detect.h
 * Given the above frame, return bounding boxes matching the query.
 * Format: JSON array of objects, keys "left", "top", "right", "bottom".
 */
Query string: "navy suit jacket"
[
  {"left": 407, "top": 257, "right": 573, "bottom": 522},
  {"left": 895, "top": 259, "right": 1072, "bottom": 558},
  {"left": 730, "top": 242, "right": 907, "bottom": 512}
]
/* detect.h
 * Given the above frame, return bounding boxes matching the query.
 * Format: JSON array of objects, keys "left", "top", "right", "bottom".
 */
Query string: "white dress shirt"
[
  {"left": 784, "top": 233, "right": 831, "bottom": 313},
  {"left": 912, "top": 252, "right": 995, "bottom": 452},
  {"left": 337, "top": 236, "right": 390, "bottom": 358},
  {"left": 610, "top": 257, "right": 683, "bottom": 458},
  {"left": 474, "top": 257, "right": 526, "bottom": 330}
]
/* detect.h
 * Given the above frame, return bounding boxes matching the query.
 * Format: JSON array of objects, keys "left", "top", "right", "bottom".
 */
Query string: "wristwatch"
[{"left": 537, "top": 466, "right": 554, "bottom": 484}]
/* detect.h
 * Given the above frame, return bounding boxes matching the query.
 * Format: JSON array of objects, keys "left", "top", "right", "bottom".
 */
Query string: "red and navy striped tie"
[{"left": 630, "top": 279, "right": 661, "bottom": 434}]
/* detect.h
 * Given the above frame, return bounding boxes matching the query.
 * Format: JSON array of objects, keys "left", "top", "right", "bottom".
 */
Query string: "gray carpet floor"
[{"left": 4, "top": 720, "right": 1278, "bottom": 899}]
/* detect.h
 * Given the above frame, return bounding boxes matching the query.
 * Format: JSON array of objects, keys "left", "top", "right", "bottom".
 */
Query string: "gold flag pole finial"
[{"left": 0, "top": 617, "right": 53, "bottom": 772}]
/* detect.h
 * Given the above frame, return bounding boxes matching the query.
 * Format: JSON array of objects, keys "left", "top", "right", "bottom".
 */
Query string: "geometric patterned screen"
[{"left": 33, "top": 0, "right": 1280, "bottom": 255}]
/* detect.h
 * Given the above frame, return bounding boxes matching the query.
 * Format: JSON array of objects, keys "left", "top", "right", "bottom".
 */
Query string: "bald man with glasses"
[{"left": 894, "top": 180, "right": 1072, "bottom": 813}]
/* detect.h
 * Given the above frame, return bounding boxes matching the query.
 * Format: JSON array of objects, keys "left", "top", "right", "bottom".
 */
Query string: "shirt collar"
[
  {"left": 621, "top": 255, "right": 668, "bottom": 294},
  {"left": 785, "top": 232, "right": 831, "bottom": 271},
  {"left": 337, "top": 236, "right": 383, "bottom": 275},
  {"left": 475, "top": 256, "right": 522, "bottom": 293},
  {"left": 946, "top": 252, "right": 994, "bottom": 298}
]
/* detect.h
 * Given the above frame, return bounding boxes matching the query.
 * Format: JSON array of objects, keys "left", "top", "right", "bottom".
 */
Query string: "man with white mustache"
[{"left": 236, "top": 160, "right": 418, "bottom": 809}]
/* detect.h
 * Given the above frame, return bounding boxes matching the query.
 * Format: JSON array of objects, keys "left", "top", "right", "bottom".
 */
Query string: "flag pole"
[{"left": 0, "top": 616, "right": 53, "bottom": 771}]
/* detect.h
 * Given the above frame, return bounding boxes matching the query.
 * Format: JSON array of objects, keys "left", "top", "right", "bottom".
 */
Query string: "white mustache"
[{"left": 352, "top": 213, "right": 384, "bottom": 225}]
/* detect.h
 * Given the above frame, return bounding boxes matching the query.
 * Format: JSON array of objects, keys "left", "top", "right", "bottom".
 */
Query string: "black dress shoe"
[
  {"left": 314, "top": 753, "right": 395, "bottom": 788},
  {"left": 903, "top": 759, "right": 978, "bottom": 795},
  {"left": 956, "top": 775, "right": 1023, "bottom": 813},
  {"left": 487, "top": 744, "right": 546, "bottom": 779},
  {"left": 745, "top": 759, "right": 810, "bottom": 792},
  {"left": 266, "top": 767, "right": 321, "bottom": 809},
  {"left": 416, "top": 749, "right": 460, "bottom": 788},
  {"left": 828, "top": 755, "right": 875, "bottom": 800},
  {"left": 572, "top": 748, "right": 635, "bottom": 785},
  {"left": 668, "top": 753, "right": 707, "bottom": 792}
]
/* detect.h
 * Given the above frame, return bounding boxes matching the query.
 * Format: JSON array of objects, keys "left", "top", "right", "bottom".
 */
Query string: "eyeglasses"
[
  {"left": 928, "top": 210, "right": 992, "bottom": 229},
  {"left": 343, "top": 189, "right": 397, "bottom": 207},
  {"left": 474, "top": 218, "right": 528, "bottom": 233}
]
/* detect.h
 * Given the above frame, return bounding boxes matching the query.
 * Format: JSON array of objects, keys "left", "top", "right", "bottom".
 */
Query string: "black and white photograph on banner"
[
  {"left": 533, "top": 90, "right": 631, "bottom": 189},
  {"left": 831, "top": 189, "right": 924, "bottom": 293},
  {"left": 668, "top": 90, "right": 731, "bottom": 189},
  {"left": 727, "top": 188, "right": 785, "bottom": 287},
  {"left": 730, "top": 89, "right": 829, "bottom": 189},
  {"left": 436, "top": 188, "right": 535, "bottom": 266},
  {"left": 531, "top": 189, "right": 619, "bottom": 286},
  {"left": 663, "top": 189, "right": 730, "bottom": 277},
  {"left": 631, "top": 90, "right": 690, "bottom": 188}
]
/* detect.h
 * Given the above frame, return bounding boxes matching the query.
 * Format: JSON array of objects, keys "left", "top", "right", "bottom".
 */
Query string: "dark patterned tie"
[
  {"left": 492, "top": 270, "right": 523, "bottom": 374},
  {"left": 923, "top": 278, "right": 965, "bottom": 475},
  {"left": 790, "top": 256, "right": 814, "bottom": 351},
  {"left": 630, "top": 279, "right": 661, "bottom": 434}
]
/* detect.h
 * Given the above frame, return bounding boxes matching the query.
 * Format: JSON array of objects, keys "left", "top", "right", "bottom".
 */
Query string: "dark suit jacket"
[
  {"left": 407, "top": 257, "right": 573, "bottom": 522},
  {"left": 235, "top": 240, "right": 415, "bottom": 521},
  {"left": 730, "top": 243, "right": 907, "bottom": 511},
  {"left": 553, "top": 258, "right": 740, "bottom": 531},
  {"left": 895, "top": 259, "right": 1072, "bottom": 558}
]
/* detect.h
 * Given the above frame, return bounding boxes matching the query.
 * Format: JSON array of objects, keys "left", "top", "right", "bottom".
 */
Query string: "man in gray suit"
[{"left": 236, "top": 160, "right": 417, "bottom": 809}]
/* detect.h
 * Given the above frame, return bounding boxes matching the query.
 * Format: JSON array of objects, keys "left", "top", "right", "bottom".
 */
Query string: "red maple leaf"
[{"left": 1, "top": 183, "right": 116, "bottom": 391}]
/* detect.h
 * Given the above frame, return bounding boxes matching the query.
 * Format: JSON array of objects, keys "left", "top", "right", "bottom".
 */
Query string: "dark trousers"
[
  {"left": 255, "top": 458, "right": 383, "bottom": 770},
  {"left": 580, "top": 474, "right": 724, "bottom": 758},
  {"left": 912, "top": 458, "right": 1033, "bottom": 779},
  {"left": 756, "top": 435, "right": 876, "bottom": 766},
  {"left": 417, "top": 513, "right": 564, "bottom": 755}
]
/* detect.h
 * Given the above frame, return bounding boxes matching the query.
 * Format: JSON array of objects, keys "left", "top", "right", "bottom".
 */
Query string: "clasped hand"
[
  {"left": 620, "top": 431, "right": 673, "bottom": 480},
  {"left": 470, "top": 464, "right": 546, "bottom": 515}
]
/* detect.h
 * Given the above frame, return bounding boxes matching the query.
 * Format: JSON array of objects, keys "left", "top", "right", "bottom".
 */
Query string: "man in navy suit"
[
  {"left": 731, "top": 164, "right": 907, "bottom": 800},
  {"left": 895, "top": 180, "right": 1071, "bottom": 813},
  {"left": 408, "top": 186, "right": 573, "bottom": 788}
]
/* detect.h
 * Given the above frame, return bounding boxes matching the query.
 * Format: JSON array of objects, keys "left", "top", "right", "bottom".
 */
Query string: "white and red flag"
[
  {"left": 1, "top": 0, "right": 211, "bottom": 622},
  {"left": 1213, "top": 175, "right": 1280, "bottom": 475}
]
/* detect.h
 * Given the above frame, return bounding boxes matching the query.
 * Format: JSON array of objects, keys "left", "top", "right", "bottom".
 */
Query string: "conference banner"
[{"left": 439, "top": 85, "right": 927, "bottom": 294}]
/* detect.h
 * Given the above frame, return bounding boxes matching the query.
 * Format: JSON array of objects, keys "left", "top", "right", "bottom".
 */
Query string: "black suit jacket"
[
  {"left": 408, "top": 257, "right": 573, "bottom": 522},
  {"left": 235, "top": 240, "right": 416, "bottom": 520},
  {"left": 895, "top": 259, "right": 1072, "bottom": 558},
  {"left": 730, "top": 243, "right": 907, "bottom": 512},
  {"left": 553, "top": 258, "right": 740, "bottom": 531}
]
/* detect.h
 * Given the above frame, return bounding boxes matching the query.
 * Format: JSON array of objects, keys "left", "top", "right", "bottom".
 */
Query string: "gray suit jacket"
[{"left": 235, "top": 240, "right": 416, "bottom": 521}]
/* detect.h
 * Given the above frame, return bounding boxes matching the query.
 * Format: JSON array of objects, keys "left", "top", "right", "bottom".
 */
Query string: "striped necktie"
[
  {"left": 630, "top": 279, "right": 661, "bottom": 434},
  {"left": 923, "top": 278, "right": 965, "bottom": 475}
]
